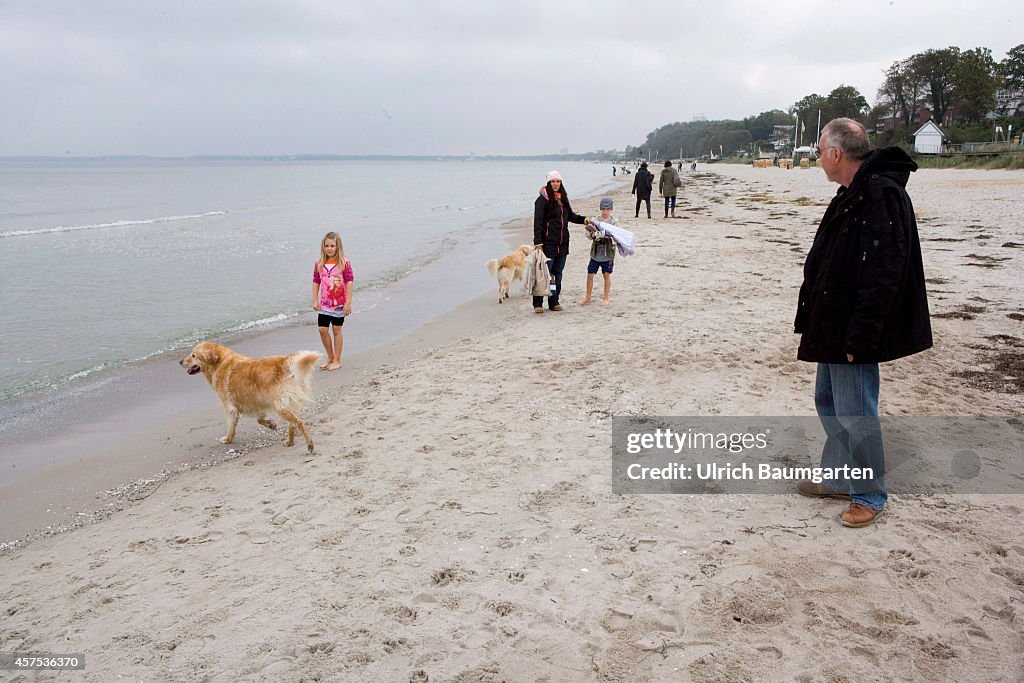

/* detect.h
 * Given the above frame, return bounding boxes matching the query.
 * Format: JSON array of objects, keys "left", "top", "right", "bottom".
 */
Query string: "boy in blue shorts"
[{"left": 578, "top": 197, "right": 617, "bottom": 306}]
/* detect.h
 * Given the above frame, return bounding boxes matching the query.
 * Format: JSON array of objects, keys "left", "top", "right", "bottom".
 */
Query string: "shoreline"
[
  {"left": 0, "top": 159, "right": 619, "bottom": 414},
  {"left": 0, "top": 177, "right": 624, "bottom": 546},
  {"left": 2, "top": 166, "right": 1022, "bottom": 680}
]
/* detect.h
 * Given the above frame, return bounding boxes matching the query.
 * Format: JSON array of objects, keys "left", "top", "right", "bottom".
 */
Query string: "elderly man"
[{"left": 794, "top": 118, "right": 932, "bottom": 528}]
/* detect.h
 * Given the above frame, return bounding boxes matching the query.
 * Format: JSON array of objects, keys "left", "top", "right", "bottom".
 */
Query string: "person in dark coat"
[
  {"left": 631, "top": 162, "right": 654, "bottom": 218},
  {"left": 532, "top": 171, "right": 589, "bottom": 313},
  {"left": 658, "top": 160, "right": 680, "bottom": 217},
  {"left": 794, "top": 117, "right": 932, "bottom": 528}
]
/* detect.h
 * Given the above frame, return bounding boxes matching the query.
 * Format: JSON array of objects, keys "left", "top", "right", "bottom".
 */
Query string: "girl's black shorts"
[{"left": 317, "top": 314, "right": 345, "bottom": 328}]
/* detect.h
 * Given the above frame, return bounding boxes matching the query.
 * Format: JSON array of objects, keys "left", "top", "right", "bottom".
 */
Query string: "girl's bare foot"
[
  {"left": 600, "top": 299, "right": 610, "bottom": 305},
  {"left": 320, "top": 360, "right": 331, "bottom": 370},
  {"left": 326, "top": 361, "right": 341, "bottom": 371},
  {"left": 577, "top": 298, "right": 592, "bottom": 306}
]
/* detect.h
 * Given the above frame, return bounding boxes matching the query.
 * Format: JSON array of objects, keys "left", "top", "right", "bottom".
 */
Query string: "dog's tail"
[
  {"left": 486, "top": 258, "right": 499, "bottom": 279},
  {"left": 288, "top": 351, "right": 321, "bottom": 404}
]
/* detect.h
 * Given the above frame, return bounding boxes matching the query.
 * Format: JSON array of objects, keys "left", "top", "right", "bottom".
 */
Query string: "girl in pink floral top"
[{"left": 312, "top": 232, "right": 354, "bottom": 371}]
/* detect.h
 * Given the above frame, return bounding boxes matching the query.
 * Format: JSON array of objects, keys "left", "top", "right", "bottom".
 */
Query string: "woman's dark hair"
[
  {"left": 545, "top": 180, "right": 569, "bottom": 205},
  {"left": 664, "top": 160, "right": 672, "bottom": 167}
]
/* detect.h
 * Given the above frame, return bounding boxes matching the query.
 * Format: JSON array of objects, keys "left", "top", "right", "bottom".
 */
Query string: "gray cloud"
[{"left": 1, "top": 1, "right": 1019, "bottom": 156}]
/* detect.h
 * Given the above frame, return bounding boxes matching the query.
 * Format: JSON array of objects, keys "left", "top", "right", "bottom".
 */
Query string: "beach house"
[{"left": 913, "top": 120, "right": 945, "bottom": 154}]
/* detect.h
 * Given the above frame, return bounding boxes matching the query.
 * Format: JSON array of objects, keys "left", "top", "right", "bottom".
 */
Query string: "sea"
[{"left": 0, "top": 159, "right": 615, "bottom": 416}]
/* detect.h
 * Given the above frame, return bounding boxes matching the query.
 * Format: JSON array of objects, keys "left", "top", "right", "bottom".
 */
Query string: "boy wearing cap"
[{"left": 578, "top": 197, "right": 617, "bottom": 306}]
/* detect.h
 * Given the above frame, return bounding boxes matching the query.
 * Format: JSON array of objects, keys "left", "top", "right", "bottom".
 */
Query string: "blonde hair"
[{"left": 318, "top": 231, "right": 346, "bottom": 268}]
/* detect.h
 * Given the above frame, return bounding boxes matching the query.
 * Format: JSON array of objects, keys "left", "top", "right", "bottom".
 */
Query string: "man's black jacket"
[{"left": 794, "top": 146, "right": 932, "bottom": 363}]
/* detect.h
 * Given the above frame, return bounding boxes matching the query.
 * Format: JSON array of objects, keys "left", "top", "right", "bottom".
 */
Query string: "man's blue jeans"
[{"left": 815, "top": 362, "right": 887, "bottom": 510}]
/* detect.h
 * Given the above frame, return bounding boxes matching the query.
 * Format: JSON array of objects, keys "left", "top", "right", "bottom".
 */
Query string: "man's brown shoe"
[
  {"left": 550, "top": 304, "right": 563, "bottom": 311},
  {"left": 534, "top": 307, "right": 544, "bottom": 314},
  {"left": 796, "top": 481, "right": 850, "bottom": 499},
  {"left": 840, "top": 503, "right": 883, "bottom": 528}
]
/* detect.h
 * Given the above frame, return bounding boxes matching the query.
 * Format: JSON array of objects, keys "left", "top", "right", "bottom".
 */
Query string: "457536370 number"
[{"left": 0, "top": 653, "right": 85, "bottom": 670}]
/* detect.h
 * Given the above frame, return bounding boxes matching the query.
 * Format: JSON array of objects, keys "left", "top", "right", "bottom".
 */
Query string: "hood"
[
  {"left": 859, "top": 146, "right": 918, "bottom": 187},
  {"left": 540, "top": 186, "right": 562, "bottom": 201}
]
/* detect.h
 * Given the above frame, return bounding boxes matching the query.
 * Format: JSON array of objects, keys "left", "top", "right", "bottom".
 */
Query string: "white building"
[
  {"left": 913, "top": 121, "right": 945, "bottom": 154},
  {"left": 994, "top": 88, "right": 1024, "bottom": 117}
]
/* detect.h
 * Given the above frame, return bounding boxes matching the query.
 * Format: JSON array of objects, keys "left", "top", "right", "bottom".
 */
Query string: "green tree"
[
  {"left": 791, "top": 93, "right": 824, "bottom": 118},
  {"left": 790, "top": 94, "right": 824, "bottom": 141},
  {"left": 953, "top": 47, "right": 999, "bottom": 122},
  {"left": 791, "top": 86, "right": 868, "bottom": 131},
  {"left": 878, "top": 57, "right": 925, "bottom": 127},
  {"left": 913, "top": 47, "right": 960, "bottom": 123},
  {"left": 996, "top": 43, "right": 1024, "bottom": 115},
  {"left": 866, "top": 104, "right": 891, "bottom": 131},
  {"left": 742, "top": 110, "right": 794, "bottom": 143},
  {"left": 823, "top": 84, "right": 869, "bottom": 121},
  {"left": 997, "top": 43, "right": 1024, "bottom": 91},
  {"left": 715, "top": 129, "right": 753, "bottom": 156},
  {"left": 635, "top": 116, "right": 788, "bottom": 160}
]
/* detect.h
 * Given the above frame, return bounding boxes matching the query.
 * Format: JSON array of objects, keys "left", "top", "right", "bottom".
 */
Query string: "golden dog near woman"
[
  {"left": 179, "top": 341, "right": 320, "bottom": 453},
  {"left": 485, "top": 244, "right": 533, "bottom": 303}
]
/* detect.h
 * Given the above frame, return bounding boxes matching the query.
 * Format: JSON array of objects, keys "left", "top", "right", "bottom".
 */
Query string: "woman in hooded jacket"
[
  {"left": 659, "top": 160, "right": 681, "bottom": 217},
  {"left": 532, "top": 171, "right": 589, "bottom": 313}
]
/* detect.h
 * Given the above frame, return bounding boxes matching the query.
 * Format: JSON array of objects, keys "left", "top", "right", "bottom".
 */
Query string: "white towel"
[{"left": 591, "top": 220, "right": 635, "bottom": 256}]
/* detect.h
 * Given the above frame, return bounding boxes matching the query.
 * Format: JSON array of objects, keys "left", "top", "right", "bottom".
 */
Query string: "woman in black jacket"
[
  {"left": 631, "top": 161, "right": 654, "bottom": 218},
  {"left": 532, "top": 171, "right": 589, "bottom": 313}
]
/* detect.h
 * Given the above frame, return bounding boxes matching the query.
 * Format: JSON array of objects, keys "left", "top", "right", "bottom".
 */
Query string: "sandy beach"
[{"left": 2, "top": 163, "right": 1023, "bottom": 681}]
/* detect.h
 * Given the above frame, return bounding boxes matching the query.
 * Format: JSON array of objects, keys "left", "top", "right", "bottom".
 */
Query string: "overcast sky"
[{"left": 1, "top": 1, "right": 1020, "bottom": 157}]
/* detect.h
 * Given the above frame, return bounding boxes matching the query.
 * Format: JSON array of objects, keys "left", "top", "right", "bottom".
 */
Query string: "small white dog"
[{"left": 485, "top": 244, "right": 533, "bottom": 303}]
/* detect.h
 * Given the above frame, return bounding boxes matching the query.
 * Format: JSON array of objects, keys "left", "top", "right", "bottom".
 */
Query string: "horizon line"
[{"left": 0, "top": 152, "right": 630, "bottom": 162}]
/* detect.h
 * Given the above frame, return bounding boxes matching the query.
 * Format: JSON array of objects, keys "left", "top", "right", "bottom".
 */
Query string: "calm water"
[{"left": 0, "top": 159, "right": 614, "bottom": 406}]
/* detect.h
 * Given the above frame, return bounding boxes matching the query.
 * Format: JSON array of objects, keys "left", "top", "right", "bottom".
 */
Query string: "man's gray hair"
[{"left": 821, "top": 118, "right": 871, "bottom": 160}]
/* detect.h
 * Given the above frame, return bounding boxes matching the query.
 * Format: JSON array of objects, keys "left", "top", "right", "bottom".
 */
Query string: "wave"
[
  {"left": 0, "top": 310, "right": 303, "bottom": 407},
  {"left": 355, "top": 235, "right": 460, "bottom": 293},
  {"left": 1, "top": 227, "right": 465, "bottom": 403},
  {"left": 0, "top": 210, "right": 228, "bottom": 238},
  {"left": 225, "top": 312, "right": 294, "bottom": 333},
  {"left": 1, "top": 224, "right": 473, "bottom": 407}
]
